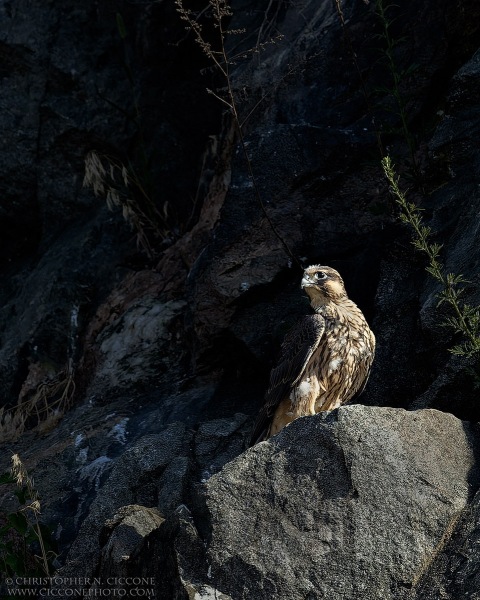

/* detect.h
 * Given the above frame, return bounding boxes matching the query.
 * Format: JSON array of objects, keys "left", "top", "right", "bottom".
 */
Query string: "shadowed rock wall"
[{"left": 1, "top": 0, "right": 480, "bottom": 598}]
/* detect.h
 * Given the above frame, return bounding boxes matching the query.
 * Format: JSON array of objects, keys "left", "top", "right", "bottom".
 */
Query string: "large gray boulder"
[{"left": 173, "top": 406, "right": 480, "bottom": 600}]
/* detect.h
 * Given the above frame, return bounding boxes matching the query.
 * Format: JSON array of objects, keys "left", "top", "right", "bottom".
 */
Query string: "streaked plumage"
[{"left": 250, "top": 265, "right": 375, "bottom": 444}]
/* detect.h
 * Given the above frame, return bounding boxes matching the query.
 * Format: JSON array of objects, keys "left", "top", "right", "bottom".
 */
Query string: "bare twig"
[{"left": 175, "top": 0, "right": 301, "bottom": 269}]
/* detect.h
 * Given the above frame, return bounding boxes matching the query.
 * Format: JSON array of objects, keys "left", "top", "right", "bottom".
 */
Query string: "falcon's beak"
[{"left": 301, "top": 274, "right": 314, "bottom": 288}]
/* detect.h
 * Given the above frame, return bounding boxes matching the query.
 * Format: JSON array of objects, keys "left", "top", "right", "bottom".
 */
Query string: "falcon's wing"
[{"left": 249, "top": 314, "right": 326, "bottom": 445}]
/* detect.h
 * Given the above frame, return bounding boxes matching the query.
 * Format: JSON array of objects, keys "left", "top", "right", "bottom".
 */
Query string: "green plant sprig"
[{"left": 382, "top": 156, "right": 480, "bottom": 357}]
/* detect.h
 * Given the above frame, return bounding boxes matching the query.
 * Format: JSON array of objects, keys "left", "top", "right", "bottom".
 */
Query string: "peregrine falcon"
[{"left": 250, "top": 265, "right": 375, "bottom": 444}]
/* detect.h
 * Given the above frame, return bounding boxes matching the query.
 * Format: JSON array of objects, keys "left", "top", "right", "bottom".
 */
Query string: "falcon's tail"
[{"left": 248, "top": 407, "right": 270, "bottom": 446}]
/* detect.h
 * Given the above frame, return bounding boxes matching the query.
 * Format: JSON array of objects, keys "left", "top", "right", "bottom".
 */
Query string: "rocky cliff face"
[{"left": 1, "top": 0, "right": 480, "bottom": 599}]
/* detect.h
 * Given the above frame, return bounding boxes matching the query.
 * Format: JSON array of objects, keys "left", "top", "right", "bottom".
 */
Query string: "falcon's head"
[{"left": 301, "top": 265, "right": 347, "bottom": 305}]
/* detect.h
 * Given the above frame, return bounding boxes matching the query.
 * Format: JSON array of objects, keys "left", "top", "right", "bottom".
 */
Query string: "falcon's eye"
[{"left": 314, "top": 271, "right": 327, "bottom": 281}]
